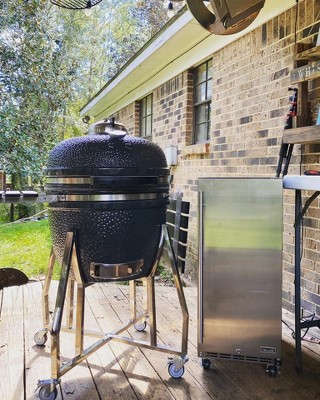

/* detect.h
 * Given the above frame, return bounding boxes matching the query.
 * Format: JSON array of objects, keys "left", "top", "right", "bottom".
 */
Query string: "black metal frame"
[
  {"left": 276, "top": 142, "right": 294, "bottom": 178},
  {"left": 166, "top": 194, "right": 190, "bottom": 273}
]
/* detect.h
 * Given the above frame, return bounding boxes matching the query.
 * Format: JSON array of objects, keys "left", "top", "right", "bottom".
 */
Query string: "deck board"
[
  {"left": 0, "top": 286, "right": 25, "bottom": 400},
  {"left": 86, "top": 283, "right": 176, "bottom": 400},
  {"left": 0, "top": 280, "right": 320, "bottom": 400}
]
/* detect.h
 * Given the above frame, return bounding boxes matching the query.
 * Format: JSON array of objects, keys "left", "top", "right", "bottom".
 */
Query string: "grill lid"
[
  {"left": 46, "top": 119, "right": 167, "bottom": 171},
  {"left": 44, "top": 119, "right": 170, "bottom": 201}
]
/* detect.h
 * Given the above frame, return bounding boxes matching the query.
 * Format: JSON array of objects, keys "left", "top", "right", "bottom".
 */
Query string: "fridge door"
[{"left": 198, "top": 178, "right": 282, "bottom": 362}]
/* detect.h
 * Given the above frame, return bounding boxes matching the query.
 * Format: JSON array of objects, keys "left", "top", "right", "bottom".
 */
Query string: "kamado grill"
[
  {"left": 11, "top": 119, "right": 191, "bottom": 400},
  {"left": 44, "top": 119, "right": 170, "bottom": 283}
]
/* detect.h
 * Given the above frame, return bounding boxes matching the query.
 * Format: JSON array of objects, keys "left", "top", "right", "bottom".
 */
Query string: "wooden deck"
[{"left": 1, "top": 280, "right": 320, "bottom": 400}]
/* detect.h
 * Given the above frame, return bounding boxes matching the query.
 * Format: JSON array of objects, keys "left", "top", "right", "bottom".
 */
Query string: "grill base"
[
  {"left": 49, "top": 205, "right": 166, "bottom": 282},
  {"left": 35, "top": 224, "right": 189, "bottom": 396}
]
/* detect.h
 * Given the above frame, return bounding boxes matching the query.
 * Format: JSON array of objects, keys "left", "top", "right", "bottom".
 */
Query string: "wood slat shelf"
[
  {"left": 294, "top": 45, "right": 320, "bottom": 61},
  {"left": 291, "top": 45, "right": 320, "bottom": 84},
  {"left": 290, "top": 60, "right": 320, "bottom": 83},
  {"left": 282, "top": 125, "right": 320, "bottom": 144}
]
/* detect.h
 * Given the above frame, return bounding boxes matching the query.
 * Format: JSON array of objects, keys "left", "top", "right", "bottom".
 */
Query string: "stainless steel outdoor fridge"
[{"left": 198, "top": 178, "right": 282, "bottom": 375}]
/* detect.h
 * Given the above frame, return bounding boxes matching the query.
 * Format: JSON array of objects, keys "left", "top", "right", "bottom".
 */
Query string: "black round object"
[{"left": 45, "top": 121, "right": 170, "bottom": 283}]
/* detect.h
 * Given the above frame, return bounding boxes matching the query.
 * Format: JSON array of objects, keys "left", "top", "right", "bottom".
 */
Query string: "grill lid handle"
[{"left": 94, "top": 118, "right": 127, "bottom": 138}]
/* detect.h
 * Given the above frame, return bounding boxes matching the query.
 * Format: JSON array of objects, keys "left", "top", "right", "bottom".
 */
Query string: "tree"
[
  {"left": 73, "top": 0, "right": 170, "bottom": 93},
  {"left": 1, "top": 1, "right": 70, "bottom": 188},
  {"left": 0, "top": 0, "right": 170, "bottom": 220}
]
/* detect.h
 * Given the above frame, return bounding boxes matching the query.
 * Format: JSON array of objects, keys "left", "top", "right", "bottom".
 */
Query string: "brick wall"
[
  {"left": 115, "top": 102, "right": 139, "bottom": 135},
  {"left": 114, "top": 0, "right": 320, "bottom": 316}
]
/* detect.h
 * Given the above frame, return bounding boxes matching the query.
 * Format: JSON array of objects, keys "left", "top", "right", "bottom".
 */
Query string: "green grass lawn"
[
  {"left": 0, "top": 219, "right": 61, "bottom": 280},
  {"left": 0, "top": 218, "right": 175, "bottom": 284}
]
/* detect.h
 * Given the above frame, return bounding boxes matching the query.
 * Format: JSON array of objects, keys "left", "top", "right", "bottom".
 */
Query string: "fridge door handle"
[{"left": 198, "top": 190, "right": 204, "bottom": 342}]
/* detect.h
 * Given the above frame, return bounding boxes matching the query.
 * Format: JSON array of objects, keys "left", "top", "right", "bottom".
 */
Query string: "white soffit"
[{"left": 81, "top": 0, "right": 296, "bottom": 119}]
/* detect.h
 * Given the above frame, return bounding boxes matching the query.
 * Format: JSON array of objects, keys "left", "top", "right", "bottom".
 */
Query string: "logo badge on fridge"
[{"left": 260, "top": 346, "right": 277, "bottom": 354}]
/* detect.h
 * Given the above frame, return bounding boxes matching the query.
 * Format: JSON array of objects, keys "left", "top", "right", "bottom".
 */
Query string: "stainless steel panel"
[{"left": 198, "top": 178, "right": 282, "bottom": 361}]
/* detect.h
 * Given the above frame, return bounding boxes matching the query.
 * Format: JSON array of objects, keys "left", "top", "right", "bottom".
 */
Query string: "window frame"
[
  {"left": 139, "top": 93, "right": 153, "bottom": 140},
  {"left": 193, "top": 59, "right": 212, "bottom": 144}
]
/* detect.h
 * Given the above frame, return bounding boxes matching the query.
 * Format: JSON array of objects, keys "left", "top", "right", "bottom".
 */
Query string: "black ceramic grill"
[
  {"left": 2, "top": 120, "right": 190, "bottom": 399},
  {"left": 45, "top": 120, "right": 170, "bottom": 283}
]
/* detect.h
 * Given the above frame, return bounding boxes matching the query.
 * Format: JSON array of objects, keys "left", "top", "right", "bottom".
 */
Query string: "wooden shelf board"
[
  {"left": 295, "top": 45, "right": 320, "bottom": 61},
  {"left": 290, "top": 60, "right": 320, "bottom": 83},
  {"left": 282, "top": 125, "right": 320, "bottom": 144}
]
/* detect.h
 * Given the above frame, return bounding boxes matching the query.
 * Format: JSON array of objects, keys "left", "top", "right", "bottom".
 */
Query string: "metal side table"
[{"left": 283, "top": 175, "right": 320, "bottom": 372}]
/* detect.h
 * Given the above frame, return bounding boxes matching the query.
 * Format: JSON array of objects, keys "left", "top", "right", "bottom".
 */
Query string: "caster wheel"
[
  {"left": 134, "top": 321, "right": 147, "bottom": 331},
  {"left": 267, "top": 365, "right": 277, "bottom": 377},
  {"left": 202, "top": 358, "right": 211, "bottom": 370},
  {"left": 34, "top": 331, "right": 48, "bottom": 346},
  {"left": 39, "top": 386, "right": 58, "bottom": 400},
  {"left": 168, "top": 363, "right": 185, "bottom": 378}
]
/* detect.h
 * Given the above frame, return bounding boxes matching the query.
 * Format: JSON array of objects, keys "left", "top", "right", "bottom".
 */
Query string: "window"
[
  {"left": 193, "top": 60, "right": 212, "bottom": 144},
  {"left": 139, "top": 94, "right": 153, "bottom": 140}
]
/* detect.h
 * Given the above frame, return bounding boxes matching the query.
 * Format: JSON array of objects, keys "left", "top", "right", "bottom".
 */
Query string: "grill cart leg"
[
  {"left": 130, "top": 279, "right": 147, "bottom": 332},
  {"left": 128, "top": 224, "right": 189, "bottom": 377},
  {"left": 35, "top": 231, "right": 81, "bottom": 395},
  {"left": 50, "top": 231, "right": 77, "bottom": 381},
  {"left": 163, "top": 224, "right": 189, "bottom": 356},
  {"left": 43, "top": 248, "right": 55, "bottom": 327},
  {"left": 66, "top": 278, "right": 75, "bottom": 329},
  {"left": 33, "top": 247, "right": 56, "bottom": 346}
]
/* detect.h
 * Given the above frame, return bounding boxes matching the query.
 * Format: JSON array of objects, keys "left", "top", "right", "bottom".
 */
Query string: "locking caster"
[
  {"left": 167, "top": 355, "right": 188, "bottom": 378},
  {"left": 37, "top": 379, "right": 60, "bottom": 400}
]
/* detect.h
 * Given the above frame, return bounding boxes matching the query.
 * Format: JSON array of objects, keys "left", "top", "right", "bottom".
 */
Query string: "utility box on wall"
[{"left": 197, "top": 178, "right": 283, "bottom": 376}]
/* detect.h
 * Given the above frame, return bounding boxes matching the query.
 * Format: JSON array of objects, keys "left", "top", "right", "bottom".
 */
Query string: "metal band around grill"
[
  {"left": 1, "top": 192, "right": 168, "bottom": 203},
  {"left": 45, "top": 167, "right": 170, "bottom": 176},
  {"left": 90, "top": 259, "right": 143, "bottom": 280},
  {"left": 45, "top": 176, "right": 170, "bottom": 184},
  {"left": 60, "top": 193, "right": 167, "bottom": 201},
  {"left": 46, "top": 177, "right": 92, "bottom": 184}
]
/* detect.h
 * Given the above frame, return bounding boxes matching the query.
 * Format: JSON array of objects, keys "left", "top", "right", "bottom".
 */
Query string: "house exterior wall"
[
  {"left": 113, "top": 0, "right": 320, "bottom": 316},
  {"left": 117, "top": 102, "right": 139, "bottom": 136}
]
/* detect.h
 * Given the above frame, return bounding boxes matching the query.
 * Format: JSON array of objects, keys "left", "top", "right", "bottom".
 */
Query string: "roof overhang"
[{"left": 81, "top": 0, "right": 296, "bottom": 120}]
